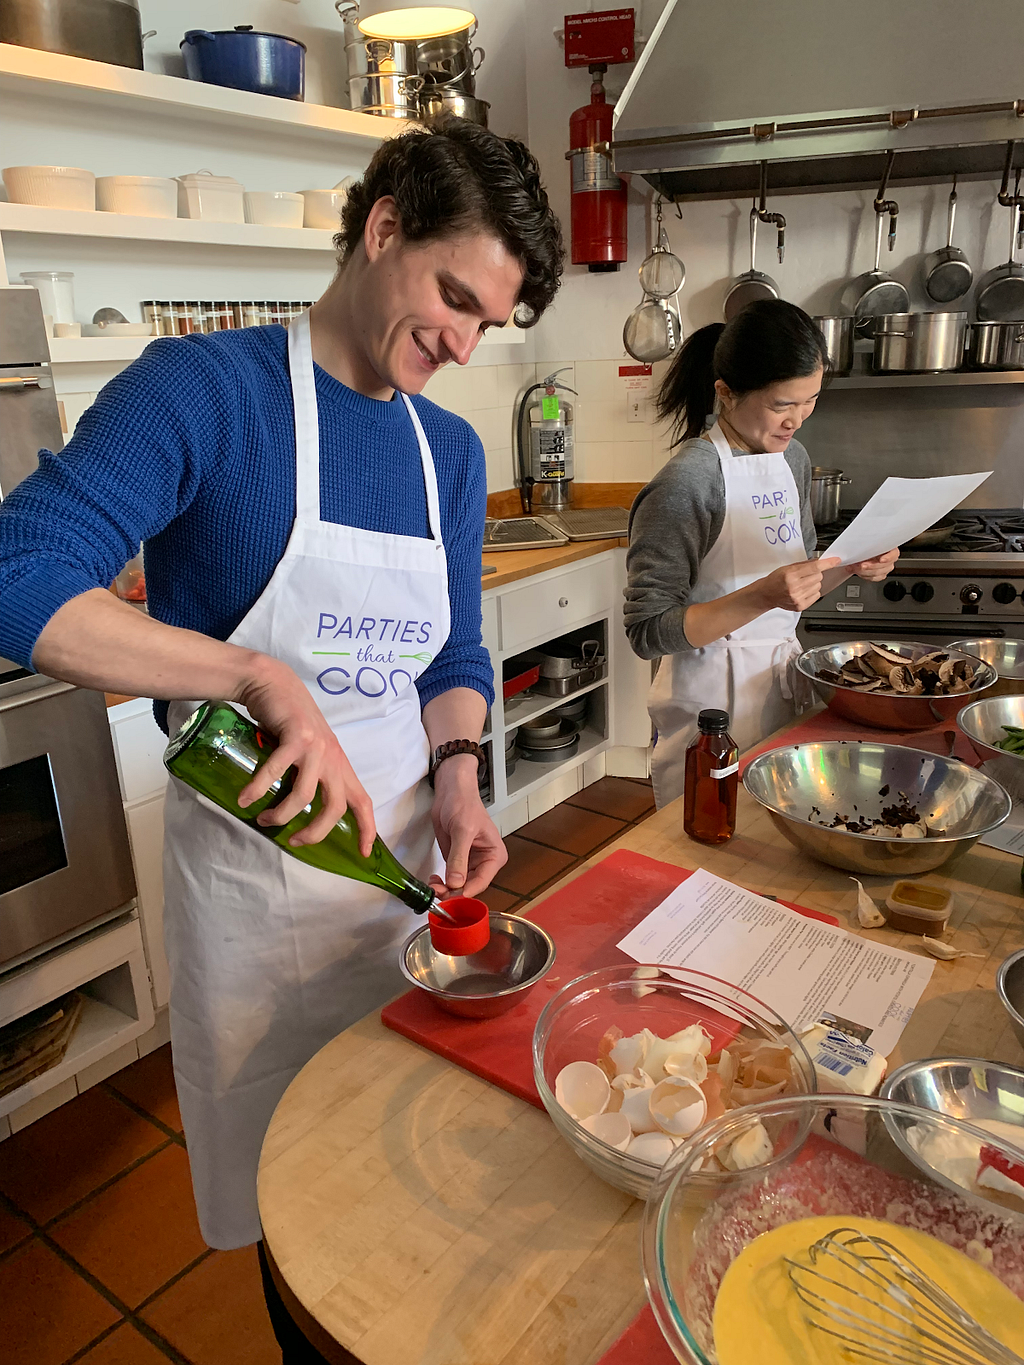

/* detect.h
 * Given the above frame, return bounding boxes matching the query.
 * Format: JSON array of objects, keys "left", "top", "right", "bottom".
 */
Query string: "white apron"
[
  {"left": 162, "top": 311, "right": 449, "bottom": 1249},
  {"left": 649, "top": 422, "right": 805, "bottom": 808}
]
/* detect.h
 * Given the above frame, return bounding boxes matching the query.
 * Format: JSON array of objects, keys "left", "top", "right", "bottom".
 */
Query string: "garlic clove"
[
  {"left": 664, "top": 1050, "right": 709, "bottom": 1084},
  {"left": 850, "top": 876, "right": 885, "bottom": 929},
  {"left": 649, "top": 1076, "right": 708, "bottom": 1138},
  {"left": 666, "top": 1024, "right": 713, "bottom": 1056},
  {"left": 580, "top": 1110, "right": 633, "bottom": 1150},
  {"left": 554, "top": 1060, "right": 610, "bottom": 1121},
  {"left": 720, "top": 1119, "right": 773, "bottom": 1170},
  {"left": 919, "top": 936, "right": 985, "bottom": 960}
]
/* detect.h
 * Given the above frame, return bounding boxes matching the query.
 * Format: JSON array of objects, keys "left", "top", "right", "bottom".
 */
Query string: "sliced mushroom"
[
  {"left": 818, "top": 668, "right": 843, "bottom": 685},
  {"left": 869, "top": 643, "right": 913, "bottom": 666},
  {"left": 889, "top": 665, "right": 924, "bottom": 695}
]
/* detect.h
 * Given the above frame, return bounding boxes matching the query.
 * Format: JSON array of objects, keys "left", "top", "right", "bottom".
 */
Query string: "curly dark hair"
[{"left": 336, "top": 118, "right": 564, "bottom": 326}]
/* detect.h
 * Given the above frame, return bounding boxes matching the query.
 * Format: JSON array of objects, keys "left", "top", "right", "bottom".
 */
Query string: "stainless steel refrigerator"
[{"left": 0, "top": 285, "right": 64, "bottom": 498}]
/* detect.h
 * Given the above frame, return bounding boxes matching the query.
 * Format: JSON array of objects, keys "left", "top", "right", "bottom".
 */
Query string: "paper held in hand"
[
  {"left": 616, "top": 868, "right": 933, "bottom": 1056},
  {"left": 822, "top": 471, "right": 992, "bottom": 567}
]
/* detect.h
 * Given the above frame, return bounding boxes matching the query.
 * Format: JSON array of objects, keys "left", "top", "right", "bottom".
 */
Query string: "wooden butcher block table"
[{"left": 258, "top": 721, "right": 1024, "bottom": 1365}]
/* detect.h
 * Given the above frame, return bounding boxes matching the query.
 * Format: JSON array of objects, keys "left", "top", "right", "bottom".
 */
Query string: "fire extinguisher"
[{"left": 568, "top": 63, "right": 627, "bottom": 272}]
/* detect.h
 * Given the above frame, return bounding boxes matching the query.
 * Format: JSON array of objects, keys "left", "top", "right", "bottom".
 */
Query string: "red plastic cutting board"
[
  {"left": 381, "top": 849, "right": 838, "bottom": 1108},
  {"left": 740, "top": 708, "right": 979, "bottom": 773}
]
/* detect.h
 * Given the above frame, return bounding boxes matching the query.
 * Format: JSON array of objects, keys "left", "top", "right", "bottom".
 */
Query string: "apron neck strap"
[
  {"left": 288, "top": 310, "right": 444, "bottom": 543},
  {"left": 707, "top": 420, "right": 733, "bottom": 464}
]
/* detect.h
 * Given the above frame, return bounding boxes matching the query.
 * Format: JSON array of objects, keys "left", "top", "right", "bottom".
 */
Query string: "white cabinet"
[{"left": 498, "top": 556, "right": 616, "bottom": 653}]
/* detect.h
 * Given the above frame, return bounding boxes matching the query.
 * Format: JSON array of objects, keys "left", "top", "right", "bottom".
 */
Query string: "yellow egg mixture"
[{"left": 712, "top": 1215, "right": 1024, "bottom": 1365}]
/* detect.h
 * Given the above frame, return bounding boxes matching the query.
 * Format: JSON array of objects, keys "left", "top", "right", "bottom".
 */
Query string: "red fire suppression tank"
[{"left": 568, "top": 64, "right": 627, "bottom": 272}]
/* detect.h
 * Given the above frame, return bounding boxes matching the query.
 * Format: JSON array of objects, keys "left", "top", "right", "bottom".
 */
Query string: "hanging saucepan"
[
  {"left": 923, "top": 178, "right": 973, "bottom": 304},
  {"left": 976, "top": 167, "right": 1024, "bottom": 323},
  {"left": 724, "top": 208, "right": 779, "bottom": 320},
  {"left": 838, "top": 152, "right": 909, "bottom": 336}
]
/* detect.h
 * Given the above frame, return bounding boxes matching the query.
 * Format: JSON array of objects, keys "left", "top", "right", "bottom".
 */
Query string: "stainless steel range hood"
[{"left": 612, "top": 0, "right": 1023, "bottom": 199}]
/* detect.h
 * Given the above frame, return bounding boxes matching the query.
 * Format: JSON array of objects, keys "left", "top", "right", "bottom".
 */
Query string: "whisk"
[{"left": 784, "top": 1226, "right": 1023, "bottom": 1365}]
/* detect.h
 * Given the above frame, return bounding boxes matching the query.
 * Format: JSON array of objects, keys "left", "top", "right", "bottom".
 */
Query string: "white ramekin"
[
  {"left": 299, "top": 188, "right": 349, "bottom": 229},
  {"left": 3, "top": 165, "right": 96, "bottom": 211},
  {"left": 243, "top": 191, "right": 305, "bottom": 229},
  {"left": 96, "top": 175, "right": 178, "bottom": 219}
]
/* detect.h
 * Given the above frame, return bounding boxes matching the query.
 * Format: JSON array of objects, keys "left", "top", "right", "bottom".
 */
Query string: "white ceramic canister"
[
  {"left": 96, "top": 175, "right": 177, "bottom": 219},
  {"left": 175, "top": 171, "right": 245, "bottom": 224},
  {"left": 300, "top": 179, "right": 353, "bottom": 229},
  {"left": 3, "top": 165, "right": 95, "bottom": 211},
  {"left": 243, "top": 191, "right": 304, "bottom": 229},
  {"left": 21, "top": 271, "right": 76, "bottom": 324}
]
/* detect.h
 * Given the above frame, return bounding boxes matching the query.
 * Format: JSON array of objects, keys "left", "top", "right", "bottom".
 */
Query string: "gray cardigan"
[{"left": 624, "top": 435, "right": 817, "bottom": 660}]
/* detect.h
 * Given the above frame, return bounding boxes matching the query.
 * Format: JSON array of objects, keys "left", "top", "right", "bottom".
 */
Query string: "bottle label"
[{"left": 710, "top": 761, "right": 739, "bottom": 779}]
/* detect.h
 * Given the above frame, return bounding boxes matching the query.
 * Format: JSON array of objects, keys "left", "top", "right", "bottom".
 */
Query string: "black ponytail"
[{"left": 657, "top": 299, "right": 829, "bottom": 447}]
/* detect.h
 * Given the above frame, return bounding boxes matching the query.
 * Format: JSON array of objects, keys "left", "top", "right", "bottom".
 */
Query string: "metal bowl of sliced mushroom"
[{"left": 795, "top": 641, "right": 996, "bottom": 731}]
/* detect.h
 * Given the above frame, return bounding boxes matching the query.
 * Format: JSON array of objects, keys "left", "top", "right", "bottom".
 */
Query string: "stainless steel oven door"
[
  {"left": 0, "top": 676, "right": 136, "bottom": 966},
  {"left": 797, "top": 614, "right": 1023, "bottom": 650}
]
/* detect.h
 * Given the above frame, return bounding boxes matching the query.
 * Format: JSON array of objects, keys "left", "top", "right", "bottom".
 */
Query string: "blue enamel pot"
[{"left": 181, "top": 26, "right": 306, "bottom": 101}]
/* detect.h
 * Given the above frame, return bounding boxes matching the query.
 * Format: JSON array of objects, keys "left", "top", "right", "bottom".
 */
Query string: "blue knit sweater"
[{"left": 0, "top": 326, "right": 494, "bottom": 730}]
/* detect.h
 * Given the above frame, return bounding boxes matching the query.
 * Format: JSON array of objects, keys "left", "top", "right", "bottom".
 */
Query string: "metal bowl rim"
[
  {"left": 398, "top": 911, "right": 556, "bottom": 1000},
  {"left": 956, "top": 695, "right": 1024, "bottom": 765},
  {"left": 795, "top": 641, "right": 998, "bottom": 699},
  {"left": 996, "top": 948, "right": 1024, "bottom": 1029},
  {"left": 879, "top": 1053, "right": 1024, "bottom": 1103},
  {"left": 742, "top": 739, "right": 1013, "bottom": 843}
]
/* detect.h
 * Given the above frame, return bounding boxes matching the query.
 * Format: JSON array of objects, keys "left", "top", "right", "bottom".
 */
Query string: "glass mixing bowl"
[
  {"left": 641, "top": 1093, "right": 1024, "bottom": 1365},
  {"left": 531, "top": 964, "right": 815, "bottom": 1199}
]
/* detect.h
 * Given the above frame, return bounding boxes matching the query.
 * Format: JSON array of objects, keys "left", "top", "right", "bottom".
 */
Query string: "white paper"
[
  {"left": 616, "top": 869, "right": 933, "bottom": 1056},
  {"left": 823, "top": 472, "right": 992, "bottom": 567},
  {"left": 980, "top": 797, "right": 1024, "bottom": 854}
]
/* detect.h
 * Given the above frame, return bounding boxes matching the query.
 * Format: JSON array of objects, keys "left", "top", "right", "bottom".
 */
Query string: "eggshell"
[
  {"left": 631, "top": 965, "right": 660, "bottom": 999},
  {"left": 720, "top": 1119, "right": 773, "bottom": 1170},
  {"left": 580, "top": 1110, "right": 633, "bottom": 1151},
  {"left": 554, "top": 1061, "right": 610, "bottom": 1121},
  {"left": 608, "top": 1032, "right": 647, "bottom": 1076},
  {"left": 649, "top": 1076, "right": 708, "bottom": 1138},
  {"left": 666, "top": 1024, "right": 712, "bottom": 1056},
  {"left": 620, "top": 1083, "right": 659, "bottom": 1134},
  {"left": 626, "top": 1131, "right": 679, "bottom": 1165},
  {"left": 664, "top": 1050, "right": 708, "bottom": 1084}
]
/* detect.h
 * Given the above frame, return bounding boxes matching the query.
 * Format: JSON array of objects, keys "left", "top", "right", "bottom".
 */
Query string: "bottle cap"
[
  {"left": 698, "top": 708, "right": 730, "bottom": 732},
  {"left": 428, "top": 896, "right": 490, "bottom": 956}
]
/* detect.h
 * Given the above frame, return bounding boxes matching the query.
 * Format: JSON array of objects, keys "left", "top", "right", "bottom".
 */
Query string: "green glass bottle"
[{"left": 163, "top": 701, "right": 436, "bottom": 914}]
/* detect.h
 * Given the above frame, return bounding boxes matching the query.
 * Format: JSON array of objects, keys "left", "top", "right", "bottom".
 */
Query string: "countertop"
[
  {"left": 257, "top": 720, "right": 1024, "bottom": 1365},
  {"left": 482, "top": 536, "right": 626, "bottom": 590}
]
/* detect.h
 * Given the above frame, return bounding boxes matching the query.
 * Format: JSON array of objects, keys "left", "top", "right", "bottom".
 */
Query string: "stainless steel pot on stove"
[
  {"left": 809, "top": 467, "right": 851, "bottom": 527},
  {"left": 967, "top": 320, "right": 1024, "bottom": 371},
  {"left": 812, "top": 316, "right": 854, "bottom": 376},
  {"left": 872, "top": 311, "right": 968, "bottom": 373}
]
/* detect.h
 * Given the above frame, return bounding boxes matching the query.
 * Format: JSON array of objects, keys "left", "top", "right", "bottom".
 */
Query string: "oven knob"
[
  {"left": 993, "top": 582, "right": 1018, "bottom": 605},
  {"left": 910, "top": 581, "right": 934, "bottom": 604},
  {"left": 882, "top": 580, "right": 906, "bottom": 602},
  {"left": 960, "top": 583, "right": 984, "bottom": 605}
]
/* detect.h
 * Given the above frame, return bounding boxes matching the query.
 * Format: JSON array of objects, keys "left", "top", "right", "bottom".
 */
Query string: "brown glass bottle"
[{"left": 683, "top": 709, "right": 738, "bottom": 845}]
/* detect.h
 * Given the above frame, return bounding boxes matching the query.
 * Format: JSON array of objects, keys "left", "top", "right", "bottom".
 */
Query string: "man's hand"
[
  {"left": 850, "top": 548, "right": 900, "bottom": 582},
  {"left": 429, "top": 754, "right": 507, "bottom": 899},
  {"left": 235, "top": 656, "right": 376, "bottom": 856},
  {"left": 754, "top": 557, "right": 842, "bottom": 612}
]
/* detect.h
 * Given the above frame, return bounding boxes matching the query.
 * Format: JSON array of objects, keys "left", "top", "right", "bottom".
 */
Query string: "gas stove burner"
[{"left": 817, "top": 508, "right": 1024, "bottom": 557}]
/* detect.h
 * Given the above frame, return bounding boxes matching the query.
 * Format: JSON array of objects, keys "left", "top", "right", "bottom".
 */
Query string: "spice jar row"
[{"left": 141, "top": 300, "right": 315, "bottom": 336}]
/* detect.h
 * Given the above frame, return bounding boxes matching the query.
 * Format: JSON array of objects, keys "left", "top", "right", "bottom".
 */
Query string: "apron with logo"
[
  {"left": 162, "top": 311, "right": 449, "bottom": 1249},
  {"left": 649, "top": 422, "right": 806, "bottom": 808}
]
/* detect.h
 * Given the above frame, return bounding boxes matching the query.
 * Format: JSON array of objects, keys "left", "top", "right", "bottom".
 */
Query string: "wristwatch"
[{"left": 428, "top": 739, "right": 487, "bottom": 788}]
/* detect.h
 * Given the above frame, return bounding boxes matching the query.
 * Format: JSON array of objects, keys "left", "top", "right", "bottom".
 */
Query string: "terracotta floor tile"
[
  {"left": 0, "top": 1087, "right": 166, "bottom": 1224},
  {"left": 491, "top": 835, "right": 577, "bottom": 897},
  {"left": 142, "top": 1245, "right": 280, "bottom": 1365},
  {"left": 0, "top": 1199, "right": 33, "bottom": 1255},
  {"left": 106, "top": 1045, "right": 182, "bottom": 1132},
  {"left": 0, "top": 1237, "right": 120, "bottom": 1365},
  {"left": 566, "top": 776, "right": 656, "bottom": 823},
  {"left": 76, "top": 1323, "right": 174, "bottom": 1365},
  {"left": 476, "top": 884, "right": 523, "bottom": 915},
  {"left": 50, "top": 1143, "right": 206, "bottom": 1309},
  {"left": 517, "top": 804, "right": 627, "bottom": 857}
]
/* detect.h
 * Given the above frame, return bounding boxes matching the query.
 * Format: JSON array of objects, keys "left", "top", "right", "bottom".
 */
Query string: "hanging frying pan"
[
  {"left": 839, "top": 151, "right": 909, "bottom": 335},
  {"left": 977, "top": 167, "right": 1024, "bottom": 323},
  {"left": 923, "top": 177, "right": 973, "bottom": 304},
  {"left": 724, "top": 207, "right": 778, "bottom": 320}
]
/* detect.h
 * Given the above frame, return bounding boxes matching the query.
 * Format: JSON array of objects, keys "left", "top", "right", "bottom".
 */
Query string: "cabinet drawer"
[{"left": 499, "top": 558, "right": 614, "bottom": 653}]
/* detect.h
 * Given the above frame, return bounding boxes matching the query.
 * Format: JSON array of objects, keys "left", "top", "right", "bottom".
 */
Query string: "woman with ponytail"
[{"left": 625, "top": 299, "right": 898, "bottom": 807}]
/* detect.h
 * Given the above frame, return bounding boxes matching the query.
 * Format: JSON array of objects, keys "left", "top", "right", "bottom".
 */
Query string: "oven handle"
[
  {"left": 802, "top": 622, "right": 1007, "bottom": 638},
  {"left": 0, "top": 678, "right": 77, "bottom": 713}
]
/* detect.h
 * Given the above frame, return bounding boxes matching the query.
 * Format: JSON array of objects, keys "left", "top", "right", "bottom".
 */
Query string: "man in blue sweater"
[{"left": 0, "top": 120, "right": 563, "bottom": 1359}]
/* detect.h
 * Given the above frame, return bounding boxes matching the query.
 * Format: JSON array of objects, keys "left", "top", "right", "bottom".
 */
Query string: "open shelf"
[
  {"left": 506, "top": 723, "right": 608, "bottom": 802},
  {"left": 829, "top": 370, "right": 1024, "bottom": 389},
  {"left": 502, "top": 672, "right": 608, "bottom": 734},
  {"left": 0, "top": 43, "right": 404, "bottom": 150},
  {"left": 0, "top": 202, "right": 336, "bottom": 250}
]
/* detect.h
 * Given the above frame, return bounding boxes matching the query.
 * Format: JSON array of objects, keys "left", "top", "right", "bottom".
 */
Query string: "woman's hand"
[
  {"left": 429, "top": 754, "right": 507, "bottom": 898},
  {"left": 850, "top": 548, "right": 900, "bottom": 581},
  {"left": 753, "top": 556, "right": 842, "bottom": 612},
  {"left": 234, "top": 655, "right": 376, "bottom": 856}
]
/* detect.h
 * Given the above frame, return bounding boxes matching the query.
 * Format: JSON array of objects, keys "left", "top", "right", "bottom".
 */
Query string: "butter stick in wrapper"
[{"left": 799, "top": 1021, "right": 887, "bottom": 1095}]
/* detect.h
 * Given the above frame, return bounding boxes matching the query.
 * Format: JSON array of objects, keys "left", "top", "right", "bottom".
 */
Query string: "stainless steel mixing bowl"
[
  {"left": 742, "top": 740, "right": 1011, "bottom": 874},
  {"left": 950, "top": 638, "right": 1024, "bottom": 697},
  {"left": 880, "top": 1057, "right": 1024, "bottom": 1200},
  {"left": 399, "top": 912, "right": 555, "bottom": 1019},
  {"left": 795, "top": 641, "right": 996, "bottom": 730},
  {"left": 957, "top": 694, "right": 1024, "bottom": 801},
  {"left": 997, "top": 949, "right": 1024, "bottom": 1052}
]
